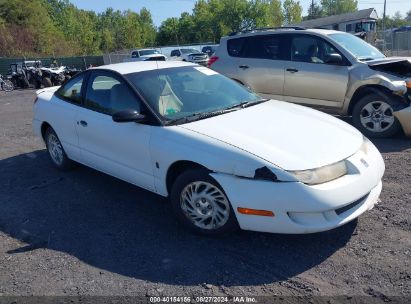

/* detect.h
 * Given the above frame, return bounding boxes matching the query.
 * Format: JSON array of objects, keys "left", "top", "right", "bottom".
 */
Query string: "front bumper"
[
  {"left": 190, "top": 60, "right": 208, "bottom": 66},
  {"left": 211, "top": 141, "right": 384, "bottom": 234},
  {"left": 394, "top": 105, "right": 411, "bottom": 136}
]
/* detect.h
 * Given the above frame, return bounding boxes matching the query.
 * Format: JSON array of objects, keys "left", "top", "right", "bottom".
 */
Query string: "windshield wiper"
[
  {"left": 224, "top": 98, "right": 269, "bottom": 110},
  {"left": 166, "top": 99, "right": 269, "bottom": 125},
  {"left": 166, "top": 107, "right": 242, "bottom": 125},
  {"left": 358, "top": 57, "right": 375, "bottom": 62}
]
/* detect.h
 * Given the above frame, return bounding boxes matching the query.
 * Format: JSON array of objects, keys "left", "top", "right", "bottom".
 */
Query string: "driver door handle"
[
  {"left": 286, "top": 68, "right": 299, "bottom": 73},
  {"left": 239, "top": 65, "right": 249, "bottom": 69},
  {"left": 79, "top": 120, "right": 88, "bottom": 127}
]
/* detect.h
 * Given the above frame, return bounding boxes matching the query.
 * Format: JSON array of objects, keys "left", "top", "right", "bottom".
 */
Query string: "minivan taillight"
[{"left": 207, "top": 56, "right": 219, "bottom": 68}]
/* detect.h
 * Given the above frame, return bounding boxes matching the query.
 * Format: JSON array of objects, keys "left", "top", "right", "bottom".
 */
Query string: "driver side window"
[
  {"left": 291, "top": 35, "right": 341, "bottom": 64},
  {"left": 85, "top": 72, "right": 141, "bottom": 115}
]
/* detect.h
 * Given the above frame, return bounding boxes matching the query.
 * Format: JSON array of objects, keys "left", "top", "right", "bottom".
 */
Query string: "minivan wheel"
[
  {"left": 170, "top": 169, "right": 239, "bottom": 235},
  {"left": 352, "top": 93, "right": 401, "bottom": 138},
  {"left": 45, "top": 127, "right": 74, "bottom": 170}
]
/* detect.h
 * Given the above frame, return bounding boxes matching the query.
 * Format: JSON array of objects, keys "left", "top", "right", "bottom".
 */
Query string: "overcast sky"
[{"left": 70, "top": 0, "right": 409, "bottom": 26}]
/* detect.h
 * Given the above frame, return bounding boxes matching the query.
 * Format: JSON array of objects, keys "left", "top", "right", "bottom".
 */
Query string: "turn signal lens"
[
  {"left": 237, "top": 208, "right": 274, "bottom": 217},
  {"left": 406, "top": 81, "right": 411, "bottom": 89}
]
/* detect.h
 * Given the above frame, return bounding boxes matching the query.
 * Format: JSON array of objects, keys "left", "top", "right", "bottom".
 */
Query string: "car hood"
[
  {"left": 187, "top": 53, "right": 207, "bottom": 57},
  {"left": 366, "top": 57, "right": 411, "bottom": 78},
  {"left": 179, "top": 101, "right": 363, "bottom": 171},
  {"left": 140, "top": 54, "right": 165, "bottom": 58},
  {"left": 366, "top": 57, "right": 411, "bottom": 66}
]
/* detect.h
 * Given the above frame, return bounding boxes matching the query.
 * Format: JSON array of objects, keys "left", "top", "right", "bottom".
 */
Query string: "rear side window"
[
  {"left": 243, "top": 35, "right": 286, "bottom": 60},
  {"left": 171, "top": 50, "right": 181, "bottom": 57},
  {"left": 57, "top": 74, "right": 84, "bottom": 105},
  {"left": 227, "top": 37, "right": 246, "bottom": 57}
]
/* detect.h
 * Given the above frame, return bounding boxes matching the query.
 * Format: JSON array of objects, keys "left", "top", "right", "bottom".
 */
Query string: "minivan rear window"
[{"left": 227, "top": 37, "right": 246, "bottom": 57}]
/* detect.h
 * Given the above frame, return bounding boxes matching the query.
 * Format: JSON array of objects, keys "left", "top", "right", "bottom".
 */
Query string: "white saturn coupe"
[{"left": 33, "top": 61, "right": 385, "bottom": 235}]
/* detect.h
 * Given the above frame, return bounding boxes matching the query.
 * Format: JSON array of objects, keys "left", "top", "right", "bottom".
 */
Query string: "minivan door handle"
[
  {"left": 79, "top": 120, "right": 88, "bottom": 127},
  {"left": 286, "top": 68, "right": 299, "bottom": 73},
  {"left": 239, "top": 65, "right": 249, "bottom": 69}
]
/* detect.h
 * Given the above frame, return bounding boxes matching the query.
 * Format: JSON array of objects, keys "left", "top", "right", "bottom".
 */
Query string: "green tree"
[
  {"left": 320, "top": 0, "right": 357, "bottom": 16},
  {"left": 283, "top": 0, "right": 302, "bottom": 25},
  {"left": 268, "top": 0, "right": 284, "bottom": 27},
  {"left": 307, "top": 1, "right": 323, "bottom": 20},
  {"left": 139, "top": 8, "right": 157, "bottom": 47}
]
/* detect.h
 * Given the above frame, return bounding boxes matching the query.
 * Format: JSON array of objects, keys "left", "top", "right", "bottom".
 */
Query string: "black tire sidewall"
[
  {"left": 43, "top": 77, "right": 52, "bottom": 87},
  {"left": 170, "top": 169, "right": 239, "bottom": 236},
  {"left": 352, "top": 93, "right": 401, "bottom": 138},
  {"left": 45, "top": 127, "right": 73, "bottom": 170}
]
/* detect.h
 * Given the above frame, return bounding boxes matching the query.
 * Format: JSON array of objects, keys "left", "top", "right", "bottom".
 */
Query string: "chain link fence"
[{"left": 373, "top": 30, "right": 411, "bottom": 57}]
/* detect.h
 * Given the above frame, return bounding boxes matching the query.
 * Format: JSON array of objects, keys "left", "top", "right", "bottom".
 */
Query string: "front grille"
[
  {"left": 193, "top": 56, "right": 207, "bottom": 61},
  {"left": 335, "top": 193, "right": 369, "bottom": 215}
]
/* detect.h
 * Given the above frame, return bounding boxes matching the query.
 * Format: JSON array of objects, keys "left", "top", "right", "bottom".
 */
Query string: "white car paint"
[{"left": 32, "top": 61, "right": 385, "bottom": 234}]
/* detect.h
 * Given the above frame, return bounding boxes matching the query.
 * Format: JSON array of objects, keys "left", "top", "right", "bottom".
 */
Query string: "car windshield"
[
  {"left": 181, "top": 49, "right": 199, "bottom": 54},
  {"left": 126, "top": 66, "right": 263, "bottom": 124},
  {"left": 139, "top": 49, "right": 160, "bottom": 56},
  {"left": 328, "top": 33, "right": 385, "bottom": 61}
]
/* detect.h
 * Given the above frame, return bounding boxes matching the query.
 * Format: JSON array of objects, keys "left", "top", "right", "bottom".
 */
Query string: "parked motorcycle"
[{"left": 0, "top": 74, "right": 14, "bottom": 92}]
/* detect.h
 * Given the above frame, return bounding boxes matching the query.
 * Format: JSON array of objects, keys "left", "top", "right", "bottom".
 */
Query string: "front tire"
[
  {"left": 352, "top": 93, "right": 401, "bottom": 138},
  {"left": 45, "top": 127, "right": 74, "bottom": 170},
  {"left": 1, "top": 80, "right": 14, "bottom": 92},
  {"left": 170, "top": 169, "right": 239, "bottom": 235}
]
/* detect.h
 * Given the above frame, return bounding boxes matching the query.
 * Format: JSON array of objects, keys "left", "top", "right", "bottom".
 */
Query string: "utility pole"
[
  {"left": 382, "top": 0, "right": 387, "bottom": 52},
  {"left": 382, "top": 0, "right": 386, "bottom": 32}
]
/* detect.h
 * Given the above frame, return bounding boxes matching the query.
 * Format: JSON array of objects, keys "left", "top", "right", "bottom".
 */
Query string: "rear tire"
[
  {"left": 44, "top": 127, "right": 74, "bottom": 170},
  {"left": 170, "top": 169, "right": 239, "bottom": 236},
  {"left": 42, "top": 77, "right": 52, "bottom": 87},
  {"left": 352, "top": 92, "right": 401, "bottom": 138},
  {"left": 22, "top": 77, "right": 30, "bottom": 88}
]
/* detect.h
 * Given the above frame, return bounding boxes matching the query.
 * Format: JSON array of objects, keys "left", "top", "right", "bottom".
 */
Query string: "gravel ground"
[{"left": 0, "top": 90, "right": 410, "bottom": 302}]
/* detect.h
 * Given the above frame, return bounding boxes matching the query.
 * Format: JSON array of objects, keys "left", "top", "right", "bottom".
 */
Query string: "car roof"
[
  {"left": 92, "top": 61, "right": 196, "bottom": 75},
  {"left": 223, "top": 28, "right": 341, "bottom": 39},
  {"left": 133, "top": 48, "right": 156, "bottom": 51}
]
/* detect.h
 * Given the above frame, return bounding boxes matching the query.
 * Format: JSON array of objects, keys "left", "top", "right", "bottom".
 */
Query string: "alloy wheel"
[{"left": 359, "top": 101, "right": 395, "bottom": 133}]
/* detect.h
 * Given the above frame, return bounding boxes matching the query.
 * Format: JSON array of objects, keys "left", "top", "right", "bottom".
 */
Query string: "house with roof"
[{"left": 296, "top": 8, "right": 378, "bottom": 33}]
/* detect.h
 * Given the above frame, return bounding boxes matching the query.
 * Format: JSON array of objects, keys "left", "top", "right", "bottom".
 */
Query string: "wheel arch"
[
  {"left": 348, "top": 85, "right": 393, "bottom": 115},
  {"left": 165, "top": 160, "right": 210, "bottom": 195},
  {"left": 40, "top": 121, "right": 52, "bottom": 141},
  {"left": 231, "top": 78, "right": 245, "bottom": 85}
]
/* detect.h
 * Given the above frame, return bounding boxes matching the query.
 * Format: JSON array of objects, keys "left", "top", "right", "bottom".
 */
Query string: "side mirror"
[
  {"left": 112, "top": 109, "right": 146, "bottom": 123},
  {"left": 325, "top": 53, "right": 343, "bottom": 65}
]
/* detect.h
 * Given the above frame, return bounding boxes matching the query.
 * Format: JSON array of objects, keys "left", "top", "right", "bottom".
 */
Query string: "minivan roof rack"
[{"left": 228, "top": 26, "right": 305, "bottom": 36}]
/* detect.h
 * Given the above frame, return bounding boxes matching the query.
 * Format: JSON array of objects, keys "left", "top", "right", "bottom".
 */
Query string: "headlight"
[
  {"left": 288, "top": 160, "right": 348, "bottom": 185},
  {"left": 359, "top": 136, "right": 372, "bottom": 155}
]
